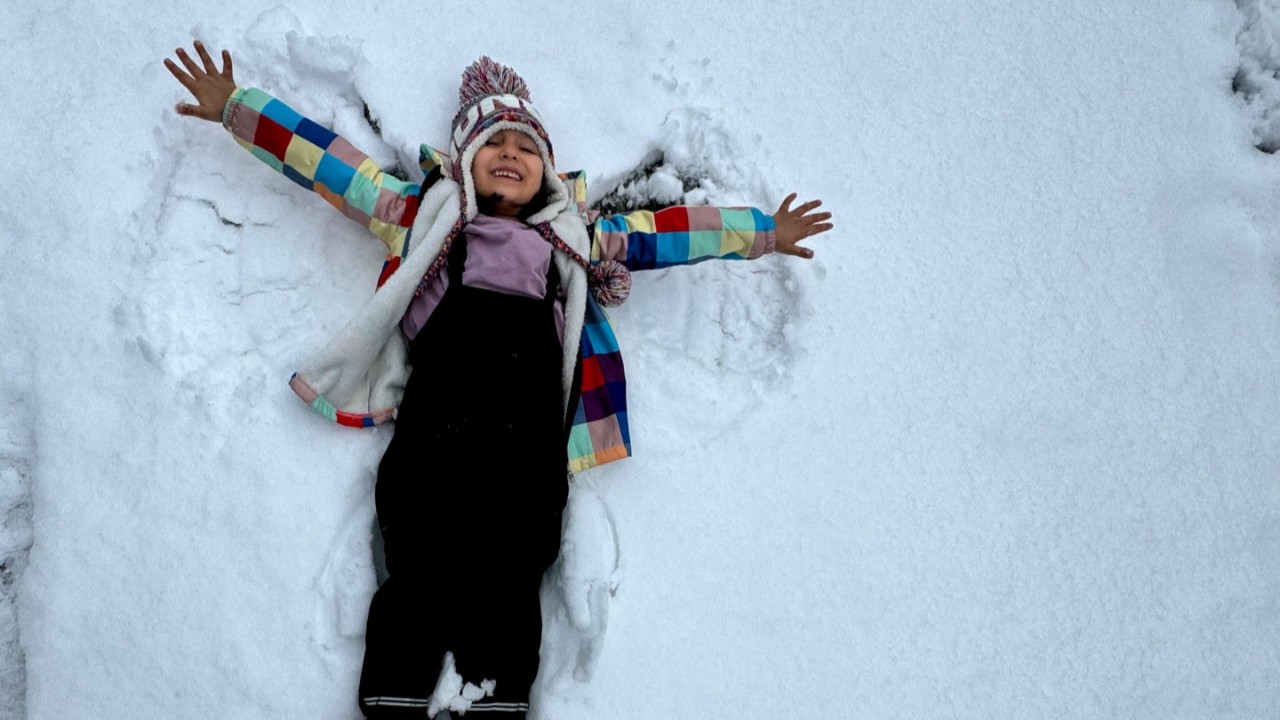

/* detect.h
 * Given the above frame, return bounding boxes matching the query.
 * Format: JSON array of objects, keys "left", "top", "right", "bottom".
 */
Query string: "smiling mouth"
[{"left": 491, "top": 169, "right": 523, "bottom": 181}]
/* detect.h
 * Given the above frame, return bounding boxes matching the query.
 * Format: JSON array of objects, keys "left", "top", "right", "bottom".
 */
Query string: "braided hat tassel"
[
  {"left": 414, "top": 217, "right": 468, "bottom": 297},
  {"left": 534, "top": 223, "right": 631, "bottom": 307}
]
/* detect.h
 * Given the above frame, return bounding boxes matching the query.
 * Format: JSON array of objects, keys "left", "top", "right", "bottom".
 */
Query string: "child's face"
[{"left": 472, "top": 129, "right": 545, "bottom": 218}]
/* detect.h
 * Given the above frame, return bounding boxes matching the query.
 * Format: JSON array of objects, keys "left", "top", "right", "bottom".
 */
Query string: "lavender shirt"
[{"left": 400, "top": 214, "right": 566, "bottom": 342}]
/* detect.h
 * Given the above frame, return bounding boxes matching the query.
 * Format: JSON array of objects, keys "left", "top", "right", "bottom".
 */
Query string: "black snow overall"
[{"left": 360, "top": 231, "right": 570, "bottom": 719}]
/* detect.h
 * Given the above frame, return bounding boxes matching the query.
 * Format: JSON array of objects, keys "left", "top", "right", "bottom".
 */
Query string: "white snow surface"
[{"left": 5, "top": 1, "right": 1280, "bottom": 718}]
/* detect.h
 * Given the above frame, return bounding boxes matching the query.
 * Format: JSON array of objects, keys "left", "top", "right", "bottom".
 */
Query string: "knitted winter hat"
[{"left": 449, "top": 56, "right": 568, "bottom": 223}]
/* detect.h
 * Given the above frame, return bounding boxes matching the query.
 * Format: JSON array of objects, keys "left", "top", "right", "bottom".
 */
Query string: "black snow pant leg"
[
  {"left": 446, "top": 504, "right": 562, "bottom": 719},
  {"left": 359, "top": 574, "right": 448, "bottom": 718},
  {"left": 359, "top": 487, "right": 562, "bottom": 719}
]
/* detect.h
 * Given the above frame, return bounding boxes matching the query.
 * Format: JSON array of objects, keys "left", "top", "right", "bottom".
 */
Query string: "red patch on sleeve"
[
  {"left": 253, "top": 115, "right": 293, "bottom": 161},
  {"left": 402, "top": 192, "right": 420, "bottom": 228},
  {"left": 376, "top": 256, "right": 401, "bottom": 288},
  {"left": 580, "top": 355, "right": 605, "bottom": 391},
  {"left": 336, "top": 412, "right": 366, "bottom": 428},
  {"left": 654, "top": 206, "right": 690, "bottom": 233}
]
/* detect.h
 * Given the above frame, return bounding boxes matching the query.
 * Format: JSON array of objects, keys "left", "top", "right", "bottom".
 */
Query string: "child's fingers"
[
  {"left": 793, "top": 198, "right": 823, "bottom": 215},
  {"left": 194, "top": 40, "right": 218, "bottom": 75},
  {"left": 777, "top": 192, "right": 797, "bottom": 214},
  {"left": 175, "top": 47, "right": 204, "bottom": 79},
  {"left": 222, "top": 49, "right": 234, "bottom": 79},
  {"left": 163, "top": 58, "right": 195, "bottom": 90}
]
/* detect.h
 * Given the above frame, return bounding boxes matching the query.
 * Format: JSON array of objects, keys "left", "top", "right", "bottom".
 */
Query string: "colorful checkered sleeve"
[
  {"left": 567, "top": 297, "right": 631, "bottom": 472},
  {"left": 221, "top": 87, "right": 421, "bottom": 259},
  {"left": 590, "top": 205, "right": 777, "bottom": 271}
]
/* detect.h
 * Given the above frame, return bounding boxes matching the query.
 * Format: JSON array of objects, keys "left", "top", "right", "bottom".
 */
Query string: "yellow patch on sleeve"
[
  {"left": 720, "top": 225, "right": 755, "bottom": 256},
  {"left": 283, "top": 136, "right": 324, "bottom": 179},
  {"left": 624, "top": 212, "right": 657, "bottom": 234},
  {"left": 356, "top": 157, "right": 383, "bottom": 183},
  {"left": 368, "top": 218, "right": 403, "bottom": 252}
]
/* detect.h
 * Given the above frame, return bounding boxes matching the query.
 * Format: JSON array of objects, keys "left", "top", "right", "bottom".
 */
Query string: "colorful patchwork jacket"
[{"left": 222, "top": 87, "right": 776, "bottom": 472}]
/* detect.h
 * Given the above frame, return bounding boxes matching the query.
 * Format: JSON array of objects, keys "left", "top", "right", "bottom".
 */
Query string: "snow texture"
[
  {"left": 5, "top": 1, "right": 1280, "bottom": 719},
  {"left": 0, "top": 387, "right": 34, "bottom": 720}
]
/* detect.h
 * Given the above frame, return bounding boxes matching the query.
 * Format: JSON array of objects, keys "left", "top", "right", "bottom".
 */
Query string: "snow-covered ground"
[{"left": 4, "top": 1, "right": 1280, "bottom": 718}]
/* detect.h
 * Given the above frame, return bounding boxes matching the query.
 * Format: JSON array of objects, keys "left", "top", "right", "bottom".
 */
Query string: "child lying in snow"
[{"left": 165, "top": 41, "right": 831, "bottom": 719}]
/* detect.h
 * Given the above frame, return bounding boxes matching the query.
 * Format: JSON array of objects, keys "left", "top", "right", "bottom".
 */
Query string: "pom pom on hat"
[{"left": 458, "top": 56, "right": 532, "bottom": 106}]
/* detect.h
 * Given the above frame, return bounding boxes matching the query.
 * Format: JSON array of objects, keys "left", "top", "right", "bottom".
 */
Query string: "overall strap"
[
  {"left": 414, "top": 217, "right": 468, "bottom": 298},
  {"left": 543, "top": 257, "right": 561, "bottom": 306},
  {"left": 446, "top": 231, "right": 468, "bottom": 285}
]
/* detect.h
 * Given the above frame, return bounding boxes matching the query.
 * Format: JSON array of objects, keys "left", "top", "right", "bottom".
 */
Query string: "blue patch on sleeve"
[
  {"left": 583, "top": 320, "right": 620, "bottom": 355},
  {"left": 314, "top": 153, "right": 357, "bottom": 195},
  {"left": 283, "top": 164, "right": 315, "bottom": 191},
  {"left": 605, "top": 379, "right": 628, "bottom": 413},
  {"left": 261, "top": 99, "right": 304, "bottom": 132},
  {"left": 624, "top": 232, "right": 658, "bottom": 270},
  {"left": 653, "top": 231, "right": 690, "bottom": 267},
  {"left": 294, "top": 118, "right": 338, "bottom": 150}
]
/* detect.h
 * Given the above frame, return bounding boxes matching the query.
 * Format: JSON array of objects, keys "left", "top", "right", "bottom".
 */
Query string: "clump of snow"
[
  {"left": 1234, "top": 0, "right": 1280, "bottom": 150},
  {"left": 427, "top": 652, "right": 497, "bottom": 717},
  {"left": 594, "top": 106, "right": 773, "bottom": 213}
]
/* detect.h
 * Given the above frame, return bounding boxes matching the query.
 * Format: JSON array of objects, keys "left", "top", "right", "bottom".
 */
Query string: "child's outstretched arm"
[
  {"left": 164, "top": 41, "right": 421, "bottom": 260},
  {"left": 592, "top": 195, "right": 832, "bottom": 270}
]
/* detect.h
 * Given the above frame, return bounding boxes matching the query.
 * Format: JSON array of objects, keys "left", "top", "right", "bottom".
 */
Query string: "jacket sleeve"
[
  {"left": 590, "top": 205, "right": 776, "bottom": 271},
  {"left": 221, "top": 87, "right": 421, "bottom": 257}
]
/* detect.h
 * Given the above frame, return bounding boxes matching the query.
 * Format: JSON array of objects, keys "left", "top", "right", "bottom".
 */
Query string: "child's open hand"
[
  {"left": 772, "top": 193, "right": 833, "bottom": 259},
  {"left": 164, "top": 41, "right": 236, "bottom": 123}
]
